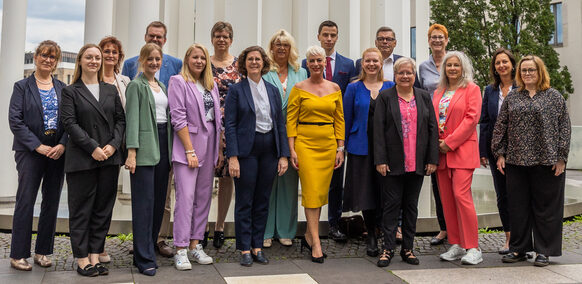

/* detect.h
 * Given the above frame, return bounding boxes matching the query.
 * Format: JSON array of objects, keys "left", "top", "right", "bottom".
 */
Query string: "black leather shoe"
[
  {"left": 213, "top": 231, "right": 225, "bottom": 248},
  {"left": 534, "top": 254, "right": 549, "bottom": 267},
  {"left": 94, "top": 263, "right": 109, "bottom": 275},
  {"left": 329, "top": 226, "right": 347, "bottom": 242},
  {"left": 377, "top": 249, "right": 394, "bottom": 267},
  {"left": 502, "top": 252, "right": 527, "bottom": 263},
  {"left": 430, "top": 236, "right": 445, "bottom": 245},
  {"left": 366, "top": 234, "right": 379, "bottom": 257},
  {"left": 77, "top": 264, "right": 99, "bottom": 277},
  {"left": 202, "top": 231, "right": 209, "bottom": 248},
  {"left": 240, "top": 253, "right": 253, "bottom": 267},
  {"left": 251, "top": 251, "right": 269, "bottom": 264},
  {"left": 498, "top": 247, "right": 510, "bottom": 255}
]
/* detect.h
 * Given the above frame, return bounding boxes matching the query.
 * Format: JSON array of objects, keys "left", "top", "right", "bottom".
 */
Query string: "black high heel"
[{"left": 301, "top": 238, "right": 327, "bottom": 258}]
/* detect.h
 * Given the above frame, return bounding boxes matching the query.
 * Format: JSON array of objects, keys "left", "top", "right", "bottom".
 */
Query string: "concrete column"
[
  {"left": 330, "top": 0, "right": 360, "bottom": 59},
  {"left": 113, "top": 0, "right": 130, "bottom": 50},
  {"left": 292, "top": 0, "right": 329, "bottom": 57},
  {"left": 127, "top": 0, "right": 160, "bottom": 58},
  {"left": 225, "top": 0, "right": 261, "bottom": 55},
  {"left": 194, "top": 0, "right": 217, "bottom": 52},
  {"left": 371, "top": 0, "right": 411, "bottom": 57},
  {"left": 261, "top": 0, "right": 293, "bottom": 48},
  {"left": 163, "top": 0, "right": 181, "bottom": 57},
  {"left": 176, "top": 0, "right": 195, "bottom": 57},
  {"left": 0, "top": 0, "right": 28, "bottom": 200},
  {"left": 415, "top": 0, "right": 430, "bottom": 64},
  {"left": 360, "top": 0, "right": 372, "bottom": 56},
  {"left": 84, "top": 0, "right": 113, "bottom": 45}
]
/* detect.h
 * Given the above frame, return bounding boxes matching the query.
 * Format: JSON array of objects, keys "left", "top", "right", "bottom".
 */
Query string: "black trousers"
[
  {"left": 328, "top": 163, "right": 344, "bottom": 228},
  {"left": 505, "top": 164, "right": 564, "bottom": 256},
  {"left": 430, "top": 173, "right": 446, "bottom": 231},
  {"left": 381, "top": 172, "right": 424, "bottom": 250},
  {"left": 487, "top": 154, "right": 510, "bottom": 232},
  {"left": 131, "top": 124, "right": 170, "bottom": 272},
  {"left": 234, "top": 131, "right": 278, "bottom": 251},
  {"left": 11, "top": 150, "right": 64, "bottom": 259},
  {"left": 67, "top": 165, "right": 119, "bottom": 258}
]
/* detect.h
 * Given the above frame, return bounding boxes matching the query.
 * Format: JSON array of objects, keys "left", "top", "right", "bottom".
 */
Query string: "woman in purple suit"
[{"left": 168, "top": 43, "right": 222, "bottom": 270}]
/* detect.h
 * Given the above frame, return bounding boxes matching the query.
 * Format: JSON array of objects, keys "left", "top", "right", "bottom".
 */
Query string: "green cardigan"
[{"left": 125, "top": 74, "right": 173, "bottom": 166}]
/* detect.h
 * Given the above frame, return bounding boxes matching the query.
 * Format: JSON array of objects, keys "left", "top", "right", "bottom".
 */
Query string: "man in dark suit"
[
  {"left": 355, "top": 26, "right": 420, "bottom": 87},
  {"left": 302, "top": 20, "right": 356, "bottom": 242},
  {"left": 122, "top": 20, "right": 181, "bottom": 257}
]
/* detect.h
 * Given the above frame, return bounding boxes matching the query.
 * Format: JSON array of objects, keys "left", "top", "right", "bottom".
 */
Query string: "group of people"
[{"left": 8, "top": 18, "right": 570, "bottom": 277}]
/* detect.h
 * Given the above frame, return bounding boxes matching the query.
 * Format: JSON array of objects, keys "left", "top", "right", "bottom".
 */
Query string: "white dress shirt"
[
  {"left": 248, "top": 78, "right": 273, "bottom": 133},
  {"left": 383, "top": 54, "right": 394, "bottom": 81}
]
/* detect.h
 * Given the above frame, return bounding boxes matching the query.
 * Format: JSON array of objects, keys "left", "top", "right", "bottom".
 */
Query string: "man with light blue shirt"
[{"left": 122, "top": 21, "right": 182, "bottom": 88}]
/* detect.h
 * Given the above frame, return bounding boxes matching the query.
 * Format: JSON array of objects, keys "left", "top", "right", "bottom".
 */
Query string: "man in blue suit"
[
  {"left": 122, "top": 21, "right": 182, "bottom": 88},
  {"left": 122, "top": 20, "right": 182, "bottom": 258},
  {"left": 302, "top": 20, "right": 356, "bottom": 242},
  {"left": 355, "top": 26, "right": 420, "bottom": 87}
]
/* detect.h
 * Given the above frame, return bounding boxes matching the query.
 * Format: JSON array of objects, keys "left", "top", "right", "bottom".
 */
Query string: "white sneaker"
[
  {"left": 440, "top": 244, "right": 466, "bottom": 261},
  {"left": 461, "top": 248, "right": 483, "bottom": 265},
  {"left": 190, "top": 244, "right": 213, "bottom": 264},
  {"left": 174, "top": 249, "right": 192, "bottom": 270}
]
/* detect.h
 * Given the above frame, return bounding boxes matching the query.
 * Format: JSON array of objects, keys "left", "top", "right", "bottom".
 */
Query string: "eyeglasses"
[
  {"left": 39, "top": 53, "right": 57, "bottom": 61},
  {"left": 274, "top": 42, "right": 291, "bottom": 49},
  {"left": 520, "top": 68, "right": 537, "bottom": 74},
  {"left": 430, "top": 35, "right": 446, "bottom": 41},
  {"left": 213, "top": 35, "right": 230, "bottom": 40},
  {"left": 396, "top": 71, "right": 414, "bottom": 77},
  {"left": 376, "top": 37, "right": 396, "bottom": 42}
]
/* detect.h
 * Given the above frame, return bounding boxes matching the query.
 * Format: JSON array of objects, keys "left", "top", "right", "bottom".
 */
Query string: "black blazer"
[
  {"left": 9, "top": 74, "right": 68, "bottom": 151},
  {"left": 224, "top": 78, "right": 290, "bottom": 159},
  {"left": 479, "top": 84, "right": 516, "bottom": 159},
  {"left": 60, "top": 80, "right": 125, "bottom": 173},
  {"left": 373, "top": 86, "right": 439, "bottom": 176}
]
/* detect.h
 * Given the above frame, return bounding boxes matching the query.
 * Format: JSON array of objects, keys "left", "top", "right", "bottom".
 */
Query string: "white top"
[
  {"left": 86, "top": 83, "right": 99, "bottom": 101},
  {"left": 383, "top": 54, "right": 394, "bottom": 81},
  {"left": 248, "top": 78, "right": 273, "bottom": 133},
  {"left": 324, "top": 51, "right": 337, "bottom": 79},
  {"left": 498, "top": 89, "right": 505, "bottom": 114},
  {"left": 150, "top": 86, "right": 168, "bottom": 123}
]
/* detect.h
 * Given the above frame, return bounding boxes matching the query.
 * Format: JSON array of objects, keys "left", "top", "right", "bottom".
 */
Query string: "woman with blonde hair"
[
  {"left": 168, "top": 43, "right": 221, "bottom": 270},
  {"left": 262, "top": 29, "right": 307, "bottom": 247}
]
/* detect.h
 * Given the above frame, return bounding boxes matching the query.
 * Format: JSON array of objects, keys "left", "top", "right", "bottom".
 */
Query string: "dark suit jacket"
[
  {"left": 60, "top": 80, "right": 126, "bottom": 173},
  {"left": 9, "top": 74, "right": 68, "bottom": 151},
  {"left": 224, "top": 78, "right": 290, "bottom": 159},
  {"left": 479, "top": 84, "right": 516, "bottom": 159},
  {"left": 355, "top": 53, "right": 421, "bottom": 88},
  {"left": 302, "top": 52, "right": 356, "bottom": 95},
  {"left": 373, "top": 86, "right": 439, "bottom": 175}
]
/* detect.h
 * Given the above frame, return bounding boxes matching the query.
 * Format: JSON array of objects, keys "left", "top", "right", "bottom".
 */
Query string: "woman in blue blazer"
[
  {"left": 343, "top": 48, "right": 394, "bottom": 257},
  {"left": 479, "top": 48, "right": 517, "bottom": 254},
  {"left": 225, "top": 46, "right": 289, "bottom": 267},
  {"left": 8, "top": 40, "right": 67, "bottom": 271}
]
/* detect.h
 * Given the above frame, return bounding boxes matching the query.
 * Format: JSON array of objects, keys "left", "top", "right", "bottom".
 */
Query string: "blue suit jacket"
[
  {"left": 344, "top": 80, "right": 395, "bottom": 155},
  {"left": 122, "top": 53, "right": 182, "bottom": 88},
  {"left": 355, "top": 53, "right": 421, "bottom": 88},
  {"left": 9, "top": 74, "right": 68, "bottom": 151},
  {"left": 302, "top": 52, "right": 356, "bottom": 95},
  {"left": 224, "top": 78, "right": 290, "bottom": 159},
  {"left": 479, "top": 84, "right": 516, "bottom": 159}
]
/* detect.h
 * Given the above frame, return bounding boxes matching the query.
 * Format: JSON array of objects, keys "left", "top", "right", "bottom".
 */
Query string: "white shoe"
[
  {"left": 174, "top": 249, "right": 192, "bottom": 270},
  {"left": 461, "top": 248, "right": 483, "bottom": 265},
  {"left": 440, "top": 244, "right": 466, "bottom": 261},
  {"left": 190, "top": 244, "right": 213, "bottom": 264}
]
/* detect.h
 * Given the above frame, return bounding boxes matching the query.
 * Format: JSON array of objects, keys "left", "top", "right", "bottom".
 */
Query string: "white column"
[
  {"left": 415, "top": 0, "right": 430, "bottom": 63},
  {"left": 0, "top": 0, "right": 28, "bottom": 200},
  {"left": 329, "top": 0, "right": 360, "bottom": 59},
  {"left": 360, "top": 0, "right": 372, "bottom": 56},
  {"left": 225, "top": 0, "right": 261, "bottom": 55},
  {"left": 163, "top": 0, "right": 180, "bottom": 57},
  {"left": 127, "top": 0, "right": 161, "bottom": 58},
  {"left": 371, "top": 0, "right": 410, "bottom": 57},
  {"left": 293, "top": 0, "right": 330, "bottom": 57},
  {"left": 176, "top": 0, "right": 195, "bottom": 57},
  {"left": 113, "top": 0, "right": 130, "bottom": 52},
  {"left": 261, "top": 0, "right": 293, "bottom": 48},
  {"left": 84, "top": 0, "right": 113, "bottom": 45},
  {"left": 194, "top": 0, "right": 217, "bottom": 53}
]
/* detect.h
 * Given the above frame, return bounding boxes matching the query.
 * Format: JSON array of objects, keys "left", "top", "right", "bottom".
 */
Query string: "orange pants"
[{"left": 436, "top": 167, "right": 479, "bottom": 249}]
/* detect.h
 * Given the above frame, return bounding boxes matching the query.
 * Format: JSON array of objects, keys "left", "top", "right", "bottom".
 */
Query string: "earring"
[{"left": 494, "top": 70, "right": 499, "bottom": 75}]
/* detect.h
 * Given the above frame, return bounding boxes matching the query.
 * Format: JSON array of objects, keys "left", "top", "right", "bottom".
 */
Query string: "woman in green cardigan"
[
  {"left": 124, "top": 43, "right": 172, "bottom": 276},
  {"left": 262, "top": 29, "right": 307, "bottom": 247}
]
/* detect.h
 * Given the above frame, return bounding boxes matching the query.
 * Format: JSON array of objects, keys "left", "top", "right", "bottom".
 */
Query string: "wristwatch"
[
  {"left": 336, "top": 146, "right": 345, "bottom": 152},
  {"left": 185, "top": 149, "right": 197, "bottom": 157}
]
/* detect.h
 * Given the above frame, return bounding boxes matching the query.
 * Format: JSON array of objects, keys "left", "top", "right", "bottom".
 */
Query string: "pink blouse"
[{"left": 398, "top": 95, "right": 418, "bottom": 172}]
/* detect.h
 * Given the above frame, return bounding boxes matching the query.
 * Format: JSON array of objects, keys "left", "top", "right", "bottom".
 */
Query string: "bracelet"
[
  {"left": 336, "top": 146, "right": 345, "bottom": 152},
  {"left": 185, "top": 149, "right": 197, "bottom": 157}
]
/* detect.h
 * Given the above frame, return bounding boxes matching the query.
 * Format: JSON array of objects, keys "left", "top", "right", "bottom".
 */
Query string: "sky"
[{"left": 0, "top": 0, "right": 85, "bottom": 52}]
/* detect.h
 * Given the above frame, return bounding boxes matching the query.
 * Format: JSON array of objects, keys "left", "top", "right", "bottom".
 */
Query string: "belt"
[
  {"left": 44, "top": 129, "right": 56, "bottom": 136},
  {"left": 298, "top": 121, "right": 333, "bottom": 126}
]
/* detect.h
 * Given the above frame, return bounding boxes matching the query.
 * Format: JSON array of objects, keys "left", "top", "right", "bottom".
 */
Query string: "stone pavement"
[{"left": 0, "top": 221, "right": 582, "bottom": 283}]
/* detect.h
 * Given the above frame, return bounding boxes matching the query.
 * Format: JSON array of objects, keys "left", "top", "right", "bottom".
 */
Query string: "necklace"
[{"left": 35, "top": 75, "right": 52, "bottom": 85}]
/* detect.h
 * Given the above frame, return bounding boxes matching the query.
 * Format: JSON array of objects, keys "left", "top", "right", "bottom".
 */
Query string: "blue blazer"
[
  {"left": 224, "top": 78, "right": 290, "bottom": 159},
  {"left": 122, "top": 54, "right": 182, "bottom": 88},
  {"left": 479, "top": 84, "right": 516, "bottom": 159},
  {"left": 355, "top": 53, "right": 421, "bottom": 88},
  {"left": 9, "top": 74, "right": 68, "bottom": 151},
  {"left": 302, "top": 52, "right": 356, "bottom": 95},
  {"left": 344, "top": 80, "right": 395, "bottom": 155}
]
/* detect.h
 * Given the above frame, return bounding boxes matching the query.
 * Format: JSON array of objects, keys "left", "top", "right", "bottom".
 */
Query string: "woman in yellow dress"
[{"left": 287, "top": 45, "right": 345, "bottom": 263}]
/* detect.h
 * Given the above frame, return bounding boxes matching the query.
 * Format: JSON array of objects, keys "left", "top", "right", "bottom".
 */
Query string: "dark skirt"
[{"left": 343, "top": 152, "right": 380, "bottom": 212}]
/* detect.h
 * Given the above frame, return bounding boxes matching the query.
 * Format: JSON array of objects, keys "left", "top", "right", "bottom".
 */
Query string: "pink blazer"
[
  {"left": 432, "top": 81, "right": 482, "bottom": 169},
  {"left": 168, "top": 74, "right": 222, "bottom": 167}
]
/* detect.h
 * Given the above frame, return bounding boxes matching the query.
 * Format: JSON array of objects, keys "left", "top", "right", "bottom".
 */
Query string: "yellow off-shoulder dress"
[{"left": 286, "top": 87, "right": 345, "bottom": 208}]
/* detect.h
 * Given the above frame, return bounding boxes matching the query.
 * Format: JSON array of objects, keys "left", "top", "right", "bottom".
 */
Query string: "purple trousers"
[{"left": 173, "top": 124, "right": 217, "bottom": 247}]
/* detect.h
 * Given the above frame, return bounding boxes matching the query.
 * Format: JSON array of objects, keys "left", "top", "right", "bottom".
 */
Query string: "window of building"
[
  {"left": 549, "top": 2, "right": 563, "bottom": 46},
  {"left": 410, "top": 27, "right": 416, "bottom": 60},
  {"left": 67, "top": 74, "right": 71, "bottom": 85}
]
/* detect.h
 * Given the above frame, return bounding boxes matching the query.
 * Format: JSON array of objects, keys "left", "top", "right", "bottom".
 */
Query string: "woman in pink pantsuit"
[{"left": 168, "top": 43, "right": 221, "bottom": 270}]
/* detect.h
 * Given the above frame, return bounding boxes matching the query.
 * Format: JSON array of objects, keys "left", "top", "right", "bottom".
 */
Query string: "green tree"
[{"left": 430, "top": 0, "right": 573, "bottom": 98}]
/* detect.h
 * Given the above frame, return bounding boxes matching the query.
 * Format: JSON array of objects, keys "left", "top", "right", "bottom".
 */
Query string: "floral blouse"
[
  {"left": 438, "top": 90, "right": 455, "bottom": 135},
  {"left": 212, "top": 57, "right": 241, "bottom": 125},
  {"left": 491, "top": 88, "right": 571, "bottom": 166},
  {"left": 39, "top": 87, "right": 58, "bottom": 130},
  {"left": 398, "top": 95, "right": 418, "bottom": 172}
]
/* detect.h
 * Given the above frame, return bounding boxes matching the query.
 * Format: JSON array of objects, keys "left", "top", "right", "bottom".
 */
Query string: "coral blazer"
[{"left": 432, "top": 81, "right": 482, "bottom": 169}]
